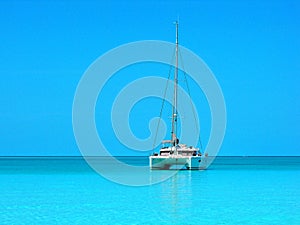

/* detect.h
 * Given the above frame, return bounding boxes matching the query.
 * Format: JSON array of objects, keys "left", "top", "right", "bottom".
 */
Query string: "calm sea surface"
[{"left": 0, "top": 157, "right": 299, "bottom": 224}]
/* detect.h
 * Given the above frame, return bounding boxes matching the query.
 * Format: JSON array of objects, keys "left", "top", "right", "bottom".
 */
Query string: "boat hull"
[{"left": 149, "top": 155, "right": 202, "bottom": 170}]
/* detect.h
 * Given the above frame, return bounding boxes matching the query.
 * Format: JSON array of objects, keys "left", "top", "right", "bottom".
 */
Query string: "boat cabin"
[{"left": 159, "top": 140, "right": 201, "bottom": 156}]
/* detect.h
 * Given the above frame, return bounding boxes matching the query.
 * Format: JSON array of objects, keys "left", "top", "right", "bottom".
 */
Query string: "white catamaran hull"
[{"left": 149, "top": 155, "right": 202, "bottom": 170}]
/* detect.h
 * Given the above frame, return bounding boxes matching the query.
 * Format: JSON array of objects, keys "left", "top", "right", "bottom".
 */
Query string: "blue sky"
[{"left": 0, "top": 0, "right": 299, "bottom": 156}]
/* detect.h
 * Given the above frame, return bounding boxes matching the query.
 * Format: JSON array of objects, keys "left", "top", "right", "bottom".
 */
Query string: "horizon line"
[{"left": 0, "top": 155, "right": 299, "bottom": 158}]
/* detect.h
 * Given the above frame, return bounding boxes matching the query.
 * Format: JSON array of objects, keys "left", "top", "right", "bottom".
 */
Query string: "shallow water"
[{"left": 0, "top": 157, "right": 299, "bottom": 224}]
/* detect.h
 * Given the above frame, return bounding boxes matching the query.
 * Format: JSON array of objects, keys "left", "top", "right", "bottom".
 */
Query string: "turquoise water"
[{"left": 1, "top": 157, "right": 299, "bottom": 224}]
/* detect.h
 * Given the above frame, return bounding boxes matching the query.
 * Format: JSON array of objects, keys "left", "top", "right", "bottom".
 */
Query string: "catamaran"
[{"left": 149, "top": 22, "right": 204, "bottom": 170}]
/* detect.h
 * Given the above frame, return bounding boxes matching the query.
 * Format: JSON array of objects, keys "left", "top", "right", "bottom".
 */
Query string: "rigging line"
[
  {"left": 152, "top": 49, "right": 176, "bottom": 152},
  {"left": 178, "top": 48, "right": 203, "bottom": 151}
]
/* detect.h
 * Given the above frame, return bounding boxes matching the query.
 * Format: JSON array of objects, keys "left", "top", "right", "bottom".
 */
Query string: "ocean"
[{"left": 0, "top": 157, "right": 299, "bottom": 224}]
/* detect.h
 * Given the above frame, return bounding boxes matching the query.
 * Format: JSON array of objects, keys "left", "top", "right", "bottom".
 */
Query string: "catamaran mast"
[{"left": 171, "top": 21, "right": 179, "bottom": 147}]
